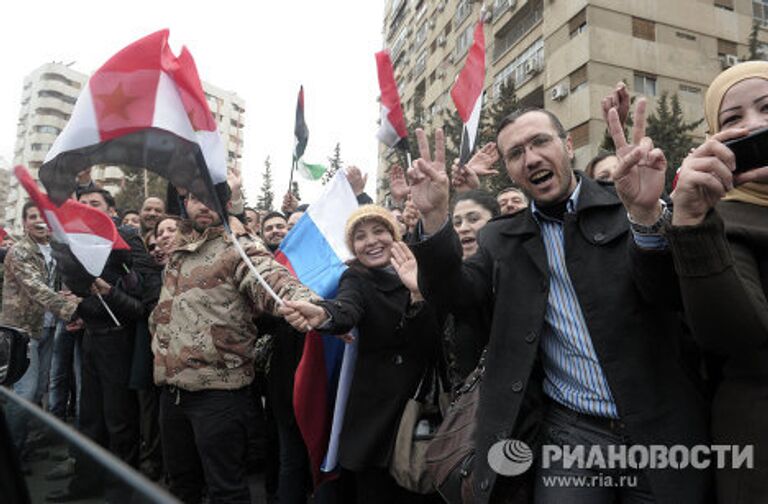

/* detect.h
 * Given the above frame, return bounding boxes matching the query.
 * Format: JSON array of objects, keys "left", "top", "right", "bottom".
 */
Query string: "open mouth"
[
  {"left": 460, "top": 237, "right": 476, "bottom": 247},
  {"left": 530, "top": 171, "right": 554, "bottom": 186},
  {"left": 366, "top": 247, "right": 385, "bottom": 259}
]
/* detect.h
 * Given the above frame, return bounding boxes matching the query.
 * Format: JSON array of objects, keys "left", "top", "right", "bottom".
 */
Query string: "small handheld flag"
[{"left": 451, "top": 17, "right": 486, "bottom": 166}]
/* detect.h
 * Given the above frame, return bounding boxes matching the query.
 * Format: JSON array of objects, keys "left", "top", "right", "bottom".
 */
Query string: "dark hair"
[
  {"left": 497, "top": 186, "right": 526, "bottom": 198},
  {"left": 22, "top": 201, "right": 38, "bottom": 221},
  {"left": 79, "top": 188, "right": 115, "bottom": 209},
  {"left": 121, "top": 209, "right": 139, "bottom": 218},
  {"left": 496, "top": 107, "right": 568, "bottom": 141},
  {"left": 584, "top": 151, "right": 617, "bottom": 179},
  {"left": 260, "top": 211, "right": 287, "bottom": 234},
  {"left": 153, "top": 214, "right": 183, "bottom": 238},
  {"left": 451, "top": 189, "right": 501, "bottom": 218},
  {"left": 244, "top": 207, "right": 259, "bottom": 215}
]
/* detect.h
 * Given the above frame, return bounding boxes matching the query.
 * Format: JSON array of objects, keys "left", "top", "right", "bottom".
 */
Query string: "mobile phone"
[{"left": 724, "top": 127, "right": 768, "bottom": 174}]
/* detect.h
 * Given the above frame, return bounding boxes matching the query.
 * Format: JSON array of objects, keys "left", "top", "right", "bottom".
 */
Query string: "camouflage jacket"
[
  {"left": 150, "top": 226, "right": 318, "bottom": 391},
  {"left": 1, "top": 236, "right": 78, "bottom": 338}
]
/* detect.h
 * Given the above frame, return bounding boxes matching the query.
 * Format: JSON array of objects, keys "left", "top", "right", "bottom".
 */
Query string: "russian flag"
[{"left": 274, "top": 171, "right": 359, "bottom": 486}]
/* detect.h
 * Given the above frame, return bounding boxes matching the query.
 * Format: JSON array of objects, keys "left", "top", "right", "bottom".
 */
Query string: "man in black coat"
[{"left": 407, "top": 108, "right": 710, "bottom": 503}]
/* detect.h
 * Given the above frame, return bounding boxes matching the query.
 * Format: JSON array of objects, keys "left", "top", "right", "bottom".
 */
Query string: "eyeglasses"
[{"left": 505, "top": 133, "right": 564, "bottom": 167}]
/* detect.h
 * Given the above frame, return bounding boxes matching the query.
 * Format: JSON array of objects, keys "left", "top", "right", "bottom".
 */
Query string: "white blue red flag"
[{"left": 274, "top": 171, "right": 359, "bottom": 486}]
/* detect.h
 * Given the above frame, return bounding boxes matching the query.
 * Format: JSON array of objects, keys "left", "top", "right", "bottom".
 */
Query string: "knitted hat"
[
  {"left": 344, "top": 204, "right": 402, "bottom": 253},
  {"left": 704, "top": 60, "right": 768, "bottom": 134}
]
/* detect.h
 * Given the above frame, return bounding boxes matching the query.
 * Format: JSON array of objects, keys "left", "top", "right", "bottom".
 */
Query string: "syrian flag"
[
  {"left": 14, "top": 165, "right": 129, "bottom": 280},
  {"left": 38, "top": 29, "right": 229, "bottom": 219},
  {"left": 294, "top": 86, "right": 309, "bottom": 161},
  {"left": 451, "top": 17, "right": 486, "bottom": 166},
  {"left": 375, "top": 51, "right": 409, "bottom": 150}
]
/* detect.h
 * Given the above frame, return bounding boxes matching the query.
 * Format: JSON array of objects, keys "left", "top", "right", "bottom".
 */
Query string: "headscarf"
[
  {"left": 344, "top": 204, "right": 402, "bottom": 254},
  {"left": 704, "top": 61, "right": 768, "bottom": 207}
]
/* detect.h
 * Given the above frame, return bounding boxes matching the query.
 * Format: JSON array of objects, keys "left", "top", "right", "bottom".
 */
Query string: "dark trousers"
[
  {"left": 353, "top": 468, "right": 439, "bottom": 504},
  {"left": 68, "top": 328, "right": 140, "bottom": 500},
  {"left": 276, "top": 419, "right": 310, "bottom": 504},
  {"left": 160, "top": 386, "right": 251, "bottom": 504},
  {"left": 138, "top": 385, "right": 163, "bottom": 476},
  {"left": 534, "top": 402, "right": 655, "bottom": 504}
]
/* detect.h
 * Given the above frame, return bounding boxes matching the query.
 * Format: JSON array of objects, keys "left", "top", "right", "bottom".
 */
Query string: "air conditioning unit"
[
  {"left": 428, "top": 19, "right": 436, "bottom": 29},
  {"left": 721, "top": 54, "right": 739, "bottom": 69},
  {"left": 550, "top": 84, "right": 569, "bottom": 101},
  {"left": 438, "top": 35, "right": 447, "bottom": 47},
  {"left": 437, "top": 69, "right": 446, "bottom": 78},
  {"left": 524, "top": 60, "right": 541, "bottom": 75},
  {"left": 437, "top": 1, "right": 445, "bottom": 12},
  {"left": 446, "top": 53, "right": 454, "bottom": 64}
]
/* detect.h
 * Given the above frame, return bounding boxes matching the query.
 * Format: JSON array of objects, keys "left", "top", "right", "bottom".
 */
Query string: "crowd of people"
[{"left": 0, "top": 60, "right": 766, "bottom": 504}]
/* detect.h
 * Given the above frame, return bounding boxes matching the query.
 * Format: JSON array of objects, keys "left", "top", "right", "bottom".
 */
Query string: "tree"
[
  {"left": 321, "top": 142, "right": 343, "bottom": 185},
  {"left": 257, "top": 156, "right": 274, "bottom": 211},
  {"left": 645, "top": 92, "right": 703, "bottom": 193},
  {"left": 114, "top": 167, "right": 145, "bottom": 212},
  {"left": 479, "top": 81, "right": 520, "bottom": 194},
  {"left": 746, "top": 19, "right": 763, "bottom": 61}
]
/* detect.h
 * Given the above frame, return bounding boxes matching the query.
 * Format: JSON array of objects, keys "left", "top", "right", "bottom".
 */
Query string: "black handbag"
[{"left": 0, "top": 325, "right": 30, "bottom": 387}]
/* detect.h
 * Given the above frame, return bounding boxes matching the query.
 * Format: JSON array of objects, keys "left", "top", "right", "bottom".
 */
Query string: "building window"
[
  {"left": 429, "top": 70, "right": 436, "bottom": 85},
  {"left": 679, "top": 83, "right": 702, "bottom": 99},
  {"left": 454, "top": 23, "right": 475, "bottom": 60},
  {"left": 492, "top": 0, "right": 543, "bottom": 61},
  {"left": 391, "top": 26, "right": 408, "bottom": 61},
  {"left": 30, "top": 143, "right": 52, "bottom": 152},
  {"left": 570, "top": 65, "right": 587, "bottom": 92},
  {"left": 414, "top": 50, "right": 427, "bottom": 78},
  {"left": 33, "top": 125, "right": 61, "bottom": 135},
  {"left": 675, "top": 31, "right": 696, "bottom": 41},
  {"left": 414, "top": 23, "right": 427, "bottom": 50},
  {"left": 717, "top": 38, "right": 738, "bottom": 57},
  {"left": 569, "top": 8, "right": 587, "bottom": 38},
  {"left": 570, "top": 122, "right": 590, "bottom": 149},
  {"left": 36, "top": 107, "right": 70, "bottom": 120},
  {"left": 715, "top": 0, "right": 734, "bottom": 10},
  {"left": 493, "top": 0, "right": 514, "bottom": 18},
  {"left": 455, "top": 0, "right": 472, "bottom": 27},
  {"left": 444, "top": 20, "right": 452, "bottom": 36},
  {"left": 632, "top": 17, "right": 656, "bottom": 42},
  {"left": 755, "top": 1, "right": 768, "bottom": 24},
  {"left": 492, "top": 38, "right": 544, "bottom": 95},
  {"left": 38, "top": 89, "right": 77, "bottom": 105},
  {"left": 634, "top": 73, "right": 657, "bottom": 96}
]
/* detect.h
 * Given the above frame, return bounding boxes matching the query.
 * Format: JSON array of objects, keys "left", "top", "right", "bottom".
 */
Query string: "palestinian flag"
[
  {"left": 38, "top": 29, "right": 228, "bottom": 218},
  {"left": 15, "top": 165, "right": 129, "bottom": 280},
  {"left": 375, "top": 51, "right": 408, "bottom": 150},
  {"left": 451, "top": 17, "right": 486, "bottom": 166},
  {"left": 298, "top": 160, "right": 327, "bottom": 181},
  {"left": 294, "top": 86, "right": 309, "bottom": 161}
]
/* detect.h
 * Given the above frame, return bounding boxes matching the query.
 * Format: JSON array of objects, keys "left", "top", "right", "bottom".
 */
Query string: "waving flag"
[
  {"left": 375, "top": 51, "right": 409, "bottom": 150},
  {"left": 293, "top": 86, "right": 309, "bottom": 161},
  {"left": 15, "top": 165, "right": 129, "bottom": 278},
  {"left": 38, "top": 29, "right": 228, "bottom": 218},
  {"left": 298, "top": 160, "right": 327, "bottom": 181},
  {"left": 451, "top": 17, "right": 486, "bottom": 165},
  {"left": 274, "top": 171, "right": 358, "bottom": 486}
]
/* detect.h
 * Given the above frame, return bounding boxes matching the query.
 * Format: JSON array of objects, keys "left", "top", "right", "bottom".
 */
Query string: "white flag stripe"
[
  {"left": 43, "top": 209, "right": 113, "bottom": 277},
  {"left": 305, "top": 171, "right": 358, "bottom": 261},
  {"left": 152, "top": 71, "right": 197, "bottom": 143},
  {"left": 45, "top": 82, "right": 100, "bottom": 163},
  {"left": 376, "top": 105, "right": 400, "bottom": 147},
  {"left": 465, "top": 94, "right": 483, "bottom": 154}
]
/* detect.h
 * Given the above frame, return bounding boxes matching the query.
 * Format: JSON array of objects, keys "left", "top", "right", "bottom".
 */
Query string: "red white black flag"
[
  {"left": 375, "top": 51, "right": 409, "bottom": 150},
  {"left": 15, "top": 165, "right": 129, "bottom": 278},
  {"left": 451, "top": 18, "right": 486, "bottom": 165},
  {"left": 39, "top": 29, "right": 228, "bottom": 216}
]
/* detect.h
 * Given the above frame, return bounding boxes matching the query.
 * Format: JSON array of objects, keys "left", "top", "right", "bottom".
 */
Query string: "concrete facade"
[
  {"left": 379, "top": 0, "right": 768, "bottom": 197},
  {"left": 5, "top": 62, "right": 246, "bottom": 232}
]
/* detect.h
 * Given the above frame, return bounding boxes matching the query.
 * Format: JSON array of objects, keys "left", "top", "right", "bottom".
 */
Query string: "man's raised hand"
[{"left": 407, "top": 128, "right": 450, "bottom": 234}]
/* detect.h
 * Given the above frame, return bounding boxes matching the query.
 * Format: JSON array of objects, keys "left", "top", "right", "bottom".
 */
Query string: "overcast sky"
[{"left": 0, "top": 1, "right": 385, "bottom": 206}]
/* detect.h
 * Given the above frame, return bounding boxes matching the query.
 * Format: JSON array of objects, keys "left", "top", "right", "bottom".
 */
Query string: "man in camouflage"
[
  {"left": 1, "top": 201, "right": 79, "bottom": 457},
  {"left": 150, "top": 192, "right": 318, "bottom": 504}
]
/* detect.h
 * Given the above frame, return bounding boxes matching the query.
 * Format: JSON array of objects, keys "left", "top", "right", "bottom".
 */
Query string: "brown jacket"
[{"left": 150, "top": 226, "right": 317, "bottom": 391}]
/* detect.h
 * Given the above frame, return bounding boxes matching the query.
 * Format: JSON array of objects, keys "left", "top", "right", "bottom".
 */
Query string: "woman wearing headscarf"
[
  {"left": 281, "top": 205, "right": 442, "bottom": 504},
  {"left": 665, "top": 61, "right": 768, "bottom": 503}
]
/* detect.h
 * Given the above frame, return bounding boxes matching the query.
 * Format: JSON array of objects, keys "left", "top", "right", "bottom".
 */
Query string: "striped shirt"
[{"left": 531, "top": 181, "right": 619, "bottom": 419}]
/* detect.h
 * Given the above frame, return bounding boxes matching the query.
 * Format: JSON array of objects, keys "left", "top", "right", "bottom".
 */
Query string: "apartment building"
[
  {"left": 379, "top": 0, "right": 767, "bottom": 194},
  {"left": 5, "top": 62, "right": 245, "bottom": 232}
]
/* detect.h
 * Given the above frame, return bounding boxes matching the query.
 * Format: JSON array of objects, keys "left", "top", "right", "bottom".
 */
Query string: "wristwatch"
[{"left": 628, "top": 201, "right": 671, "bottom": 235}]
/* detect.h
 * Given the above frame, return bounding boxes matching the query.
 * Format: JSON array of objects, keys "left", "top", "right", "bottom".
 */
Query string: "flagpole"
[
  {"left": 288, "top": 157, "right": 297, "bottom": 194},
  {"left": 96, "top": 293, "right": 121, "bottom": 327},
  {"left": 222, "top": 219, "right": 284, "bottom": 307}
]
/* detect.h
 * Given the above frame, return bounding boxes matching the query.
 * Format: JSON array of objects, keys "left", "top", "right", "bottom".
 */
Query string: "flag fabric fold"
[
  {"left": 298, "top": 160, "right": 327, "bottom": 181},
  {"left": 14, "top": 165, "right": 129, "bottom": 279},
  {"left": 38, "top": 29, "right": 228, "bottom": 217},
  {"left": 293, "top": 86, "right": 309, "bottom": 161},
  {"left": 274, "top": 171, "right": 359, "bottom": 486},
  {"left": 375, "top": 51, "right": 409, "bottom": 150},
  {"left": 451, "top": 18, "right": 486, "bottom": 165}
]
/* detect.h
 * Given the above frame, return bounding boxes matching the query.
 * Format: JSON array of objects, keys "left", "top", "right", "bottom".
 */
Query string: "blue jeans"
[
  {"left": 48, "top": 326, "right": 82, "bottom": 422},
  {"left": 5, "top": 325, "right": 56, "bottom": 452}
]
